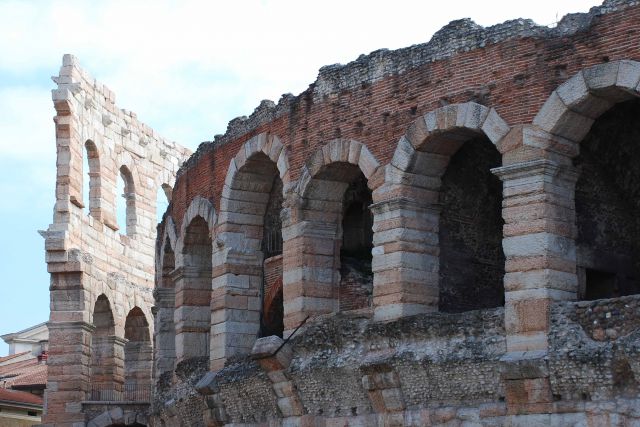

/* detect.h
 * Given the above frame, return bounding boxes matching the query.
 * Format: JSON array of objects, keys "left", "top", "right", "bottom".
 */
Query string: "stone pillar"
[
  {"left": 174, "top": 266, "right": 211, "bottom": 364},
  {"left": 43, "top": 320, "right": 94, "bottom": 426},
  {"left": 282, "top": 217, "right": 340, "bottom": 335},
  {"left": 124, "top": 341, "right": 153, "bottom": 398},
  {"left": 154, "top": 288, "right": 176, "bottom": 377},
  {"left": 493, "top": 158, "right": 578, "bottom": 353},
  {"left": 90, "top": 336, "right": 126, "bottom": 400},
  {"left": 210, "top": 249, "right": 262, "bottom": 371},
  {"left": 370, "top": 197, "right": 440, "bottom": 321}
]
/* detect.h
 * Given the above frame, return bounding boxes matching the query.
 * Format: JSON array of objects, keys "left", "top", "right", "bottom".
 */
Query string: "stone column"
[
  {"left": 153, "top": 288, "right": 176, "bottom": 377},
  {"left": 210, "top": 249, "right": 262, "bottom": 371},
  {"left": 370, "top": 197, "right": 440, "bottom": 321},
  {"left": 281, "top": 217, "right": 340, "bottom": 335},
  {"left": 493, "top": 158, "right": 578, "bottom": 353},
  {"left": 41, "top": 254, "right": 94, "bottom": 427},
  {"left": 90, "top": 336, "right": 126, "bottom": 400},
  {"left": 173, "top": 266, "right": 211, "bottom": 364},
  {"left": 124, "top": 341, "right": 153, "bottom": 400},
  {"left": 43, "top": 320, "right": 94, "bottom": 426}
]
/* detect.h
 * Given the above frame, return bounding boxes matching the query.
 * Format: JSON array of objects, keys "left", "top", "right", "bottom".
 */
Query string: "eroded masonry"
[{"left": 42, "top": 0, "right": 640, "bottom": 426}]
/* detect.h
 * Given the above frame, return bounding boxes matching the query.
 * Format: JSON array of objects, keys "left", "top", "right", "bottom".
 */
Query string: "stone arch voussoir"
[
  {"left": 220, "top": 133, "right": 290, "bottom": 211},
  {"left": 533, "top": 60, "right": 640, "bottom": 145},
  {"left": 390, "top": 102, "right": 510, "bottom": 175},
  {"left": 297, "top": 138, "right": 382, "bottom": 198},
  {"left": 175, "top": 196, "right": 216, "bottom": 262}
]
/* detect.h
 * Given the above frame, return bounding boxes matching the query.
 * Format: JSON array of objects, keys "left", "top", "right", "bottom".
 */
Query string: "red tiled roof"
[
  {"left": 0, "top": 352, "right": 30, "bottom": 365},
  {"left": 0, "top": 388, "right": 43, "bottom": 406},
  {"left": 0, "top": 356, "right": 47, "bottom": 388}
]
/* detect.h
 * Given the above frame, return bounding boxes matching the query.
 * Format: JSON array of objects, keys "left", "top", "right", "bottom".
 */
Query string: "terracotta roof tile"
[
  {"left": 0, "top": 357, "right": 46, "bottom": 388},
  {"left": 0, "top": 352, "right": 31, "bottom": 365},
  {"left": 0, "top": 388, "right": 43, "bottom": 406}
]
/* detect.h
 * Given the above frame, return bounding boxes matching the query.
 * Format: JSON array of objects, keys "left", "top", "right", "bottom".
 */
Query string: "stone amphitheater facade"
[{"left": 42, "top": 0, "right": 640, "bottom": 426}]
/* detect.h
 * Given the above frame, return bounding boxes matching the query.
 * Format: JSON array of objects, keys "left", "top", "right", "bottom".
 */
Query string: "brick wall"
[{"left": 168, "top": 1, "right": 640, "bottom": 230}]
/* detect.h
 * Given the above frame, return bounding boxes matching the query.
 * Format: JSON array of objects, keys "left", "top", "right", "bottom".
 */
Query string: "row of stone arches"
[
  {"left": 77, "top": 137, "right": 175, "bottom": 235},
  {"left": 155, "top": 60, "right": 640, "bottom": 370},
  {"left": 89, "top": 294, "right": 153, "bottom": 401}
]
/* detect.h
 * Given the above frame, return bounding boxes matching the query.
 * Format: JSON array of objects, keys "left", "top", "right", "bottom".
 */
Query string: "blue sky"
[{"left": 0, "top": 0, "right": 596, "bottom": 355}]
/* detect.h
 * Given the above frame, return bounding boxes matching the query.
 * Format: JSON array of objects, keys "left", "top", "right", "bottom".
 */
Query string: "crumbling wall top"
[{"left": 176, "top": 0, "right": 638, "bottom": 179}]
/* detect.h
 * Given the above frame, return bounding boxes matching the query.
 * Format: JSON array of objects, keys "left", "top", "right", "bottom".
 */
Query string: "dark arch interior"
[
  {"left": 90, "top": 295, "right": 119, "bottom": 399},
  {"left": 260, "top": 161, "right": 284, "bottom": 338},
  {"left": 93, "top": 294, "right": 115, "bottom": 336},
  {"left": 179, "top": 216, "right": 212, "bottom": 360},
  {"left": 439, "top": 136, "right": 505, "bottom": 313},
  {"left": 339, "top": 172, "right": 373, "bottom": 311},
  {"left": 124, "top": 307, "right": 152, "bottom": 400},
  {"left": 575, "top": 99, "right": 640, "bottom": 300},
  {"left": 303, "top": 162, "right": 374, "bottom": 312},
  {"left": 161, "top": 240, "right": 175, "bottom": 288}
]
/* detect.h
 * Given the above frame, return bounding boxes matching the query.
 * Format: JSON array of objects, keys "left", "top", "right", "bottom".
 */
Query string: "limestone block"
[
  {"left": 502, "top": 232, "right": 575, "bottom": 259},
  {"left": 461, "top": 102, "right": 490, "bottom": 130},
  {"left": 404, "top": 115, "right": 429, "bottom": 148},
  {"left": 504, "top": 270, "right": 577, "bottom": 294},
  {"left": 348, "top": 140, "right": 363, "bottom": 164},
  {"left": 390, "top": 136, "right": 416, "bottom": 171},
  {"left": 481, "top": 107, "right": 510, "bottom": 145}
]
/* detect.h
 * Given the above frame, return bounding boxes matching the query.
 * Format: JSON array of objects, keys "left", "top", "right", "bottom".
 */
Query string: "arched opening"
[
  {"left": 385, "top": 104, "right": 508, "bottom": 317},
  {"left": 82, "top": 140, "right": 101, "bottom": 217},
  {"left": 124, "top": 307, "right": 152, "bottom": 401},
  {"left": 439, "top": 136, "right": 505, "bottom": 312},
  {"left": 175, "top": 216, "right": 212, "bottom": 364},
  {"left": 260, "top": 167, "right": 284, "bottom": 338},
  {"left": 157, "top": 184, "right": 172, "bottom": 224},
  {"left": 90, "top": 294, "right": 122, "bottom": 400},
  {"left": 155, "top": 239, "right": 176, "bottom": 376},
  {"left": 303, "top": 162, "right": 374, "bottom": 313},
  {"left": 117, "top": 165, "right": 136, "bottom": 235},
  {"left": 212, "top": 140, "right": 286, "bottom": 367},
  {"left": 339, "top": 172, "right": 373, "bottom": 311},
  {"left": 574, "top": 99, "right": 640, "bottom": 300}
]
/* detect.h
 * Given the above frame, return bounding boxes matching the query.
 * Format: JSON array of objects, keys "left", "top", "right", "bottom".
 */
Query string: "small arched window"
[
  {"left": 83, "top": 140, "right": 101, "bottom": 217},
  {"left": 117, "top": 166, "right": 136, "bottom": 235}
]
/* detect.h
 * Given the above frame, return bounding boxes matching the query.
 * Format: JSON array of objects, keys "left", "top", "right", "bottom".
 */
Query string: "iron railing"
[
  {"left": 89, "top": 383, "right": 151, "bottom": 402},
  {"left": 263, "top": 227, "right": 282, "bottom": 258}
]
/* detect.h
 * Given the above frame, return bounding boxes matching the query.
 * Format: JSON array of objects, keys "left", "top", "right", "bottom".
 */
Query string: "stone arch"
[
  {"left": 124, "top": 307, "right": 152, "bottom": 401},
  {"left": 174, "top": 197, "right": 215, "bottom": 366},
  {"left": 156, "top": 216, "right": 177, "bottom": 285},
  {"left": 112, "top": 151, "right": 142, "bottom": 235},
  {"left": 389, "top": 102, "right": 508, "bottom": 177},
  {"left": 86, "top": 408, "right": 148, "bottom": 427},
  {"left": 533, "top": 60, "right": 640, "bottom": 146},
  {"left": 373, "top": 103, "right": 509, "bottom": 320},
  {"left": 154, "top": 217, "right": 177, "bottom": 377},
  {"left": 89, "top": 294, "right": 124, "bottom": 400},
  {"left": 155, "top": 169, "right": 175, "bottom": 223},
  {"left": 210, "top": 133, "right": 288, "bottom": 370},
  {"left": 297, "top": 138, "right": 381, "bottom": 198},
  {"left": 175, "top": 196, "right": 216, "bottom": 258},
  {"left": 532, "top": 61, "right": 640, "bottom": 301},
  {"left": 283, "top": 139, "right": 381, "bottom": 332},
  {"left": 155, "top": 168, "right": 177, "bottom": 198}
]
